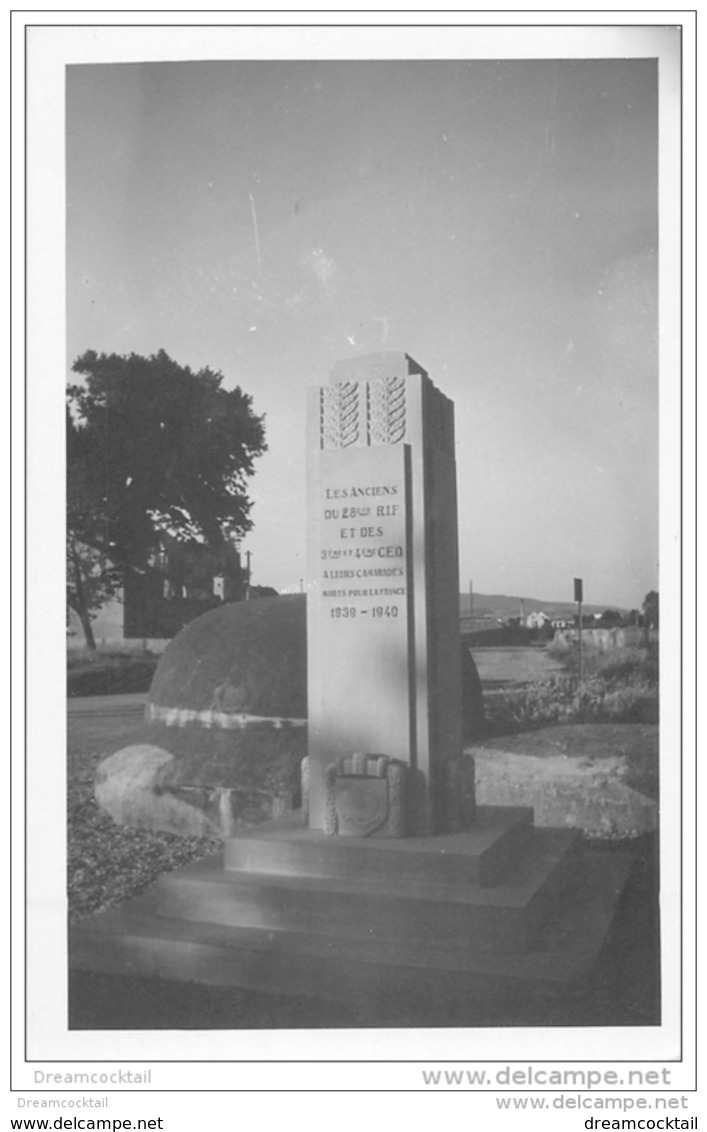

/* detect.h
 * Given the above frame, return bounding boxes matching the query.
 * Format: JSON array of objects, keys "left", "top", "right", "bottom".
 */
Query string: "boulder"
[{"left": 94, "top": 744, "right": 222, "bottom": 838}]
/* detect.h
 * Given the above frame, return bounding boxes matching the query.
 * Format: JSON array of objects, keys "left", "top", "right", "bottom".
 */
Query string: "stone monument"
[
  {"left": 306, "top": 352, "right": 463, "bottom": 835},
  {"left": 69, "top": 352, "right": 637, "bottom": 1027}
]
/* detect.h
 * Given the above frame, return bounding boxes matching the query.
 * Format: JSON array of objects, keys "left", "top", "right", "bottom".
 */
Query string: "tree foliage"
[
  {"left": 67, "top": 349, "right": 266, "bottom": 645},
  {"left": 598, "top": 609, "right": 623, "bottom": 627},
  {"left": 642, "top": 590, "right": 659, "bottom": 630}
]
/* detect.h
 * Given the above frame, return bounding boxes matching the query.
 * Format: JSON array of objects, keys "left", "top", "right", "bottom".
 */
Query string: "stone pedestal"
[
  {"left": 69, "top": 808, "right": 638, "bottom": 1025},
  {"left": 306, "top": 353, "right": 462, "bottom": 834}
]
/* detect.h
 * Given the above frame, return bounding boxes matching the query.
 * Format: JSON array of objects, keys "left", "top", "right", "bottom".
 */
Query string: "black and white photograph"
[{"left": 15, "top": 14, "right": 695, "bottom": 1100}]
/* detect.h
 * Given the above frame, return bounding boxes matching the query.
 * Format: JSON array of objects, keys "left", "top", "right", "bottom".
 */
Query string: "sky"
[{"left": 66, "top": 56, "right": 661, "bottom": 610}]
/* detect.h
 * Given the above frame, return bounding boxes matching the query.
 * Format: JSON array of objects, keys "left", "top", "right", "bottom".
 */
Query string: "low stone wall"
[{"left": 552, "top": 626, "right": 647, "bottom": 652}]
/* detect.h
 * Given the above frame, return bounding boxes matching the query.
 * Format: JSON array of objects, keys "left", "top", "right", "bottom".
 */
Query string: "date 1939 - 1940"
[{"left": 330, "top": 606, "right": 399, "bottom": 619}]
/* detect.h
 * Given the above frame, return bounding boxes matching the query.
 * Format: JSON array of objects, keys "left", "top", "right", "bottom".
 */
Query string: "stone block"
[{"left": 306, "top": 353, "right": 462, "bottom": 834}]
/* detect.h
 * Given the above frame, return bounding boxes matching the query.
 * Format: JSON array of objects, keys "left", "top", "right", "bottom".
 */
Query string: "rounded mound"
[
  {"left": 97, "top": 594, "right": 485, "bottom": 838},
  {"left": 148, "top": 594, "right": 307, "bottom": 719}
]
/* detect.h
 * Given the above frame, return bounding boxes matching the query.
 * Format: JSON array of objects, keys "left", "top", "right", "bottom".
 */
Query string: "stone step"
[
  {"left": 68, "top": 850, "right": 635, "bottom": 1025},
  {"left": 154, "top": 827, "right": 576, "bottom": 954},
  {"left": 223, "top": 805, "right": 534, "bottom": 889}
]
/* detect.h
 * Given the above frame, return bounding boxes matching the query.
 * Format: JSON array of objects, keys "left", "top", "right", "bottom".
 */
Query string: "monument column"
[{"left": 306, "top": 352, "right": 462, "bottom": 834}]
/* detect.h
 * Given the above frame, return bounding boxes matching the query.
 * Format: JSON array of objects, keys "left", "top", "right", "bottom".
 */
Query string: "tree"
[
  {"left": 642, "top": 590, "right": 659, "bottom": 631},
  {"left": 67, "top": 535, "right": 123, "bottom": 650},
  {"left": 598, "top": 609, "right": 623, "bottom": 627},
  {"left": 67, "top": 349, "right": 266, "bottom": 647}
]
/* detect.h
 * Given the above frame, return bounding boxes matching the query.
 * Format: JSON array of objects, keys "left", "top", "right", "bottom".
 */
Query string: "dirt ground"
[{"left": 472, "top": 722, "right": 659, "bottom": 803}]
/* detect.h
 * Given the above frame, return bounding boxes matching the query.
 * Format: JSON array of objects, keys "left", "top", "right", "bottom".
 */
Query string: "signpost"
[{"left": 574, "top": 577, "right": 584, "bottom": 683}]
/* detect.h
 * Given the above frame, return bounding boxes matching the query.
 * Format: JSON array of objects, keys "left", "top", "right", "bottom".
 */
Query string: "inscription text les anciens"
[{"left": 319, "top": 480, "right": 407, "bottom": 621}]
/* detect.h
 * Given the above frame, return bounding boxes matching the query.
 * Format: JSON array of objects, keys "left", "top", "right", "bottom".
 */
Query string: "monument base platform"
[{"left": 69, "top": 806, "right": 639, "bottom": 1027}]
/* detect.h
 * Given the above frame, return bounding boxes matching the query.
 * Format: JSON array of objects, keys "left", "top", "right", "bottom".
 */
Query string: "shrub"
[
  {"left": 549, "top": 641, "right": 658, "bottom": 680},
  {"left": 484, "top": 648, "right": 659, "bottom": 732},
  {"left": 595, "top": 644, "right": 659, "bottom": 685}
]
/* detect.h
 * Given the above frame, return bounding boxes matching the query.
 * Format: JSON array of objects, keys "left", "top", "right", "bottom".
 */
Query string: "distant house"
[
  {"left": 68, "top": 535, "right": 248, "bottom": 649},
  {"left": 122, "top": 535, "right": 246, "bottom": 640},
  {"left": 526, "top": 611, "right": 552, "bottom": 629}
]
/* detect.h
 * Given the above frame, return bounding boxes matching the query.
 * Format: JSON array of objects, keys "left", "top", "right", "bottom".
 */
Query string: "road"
[
  {"left": 470, "top": 645, "right": 565, "bottom": 690},
  {"left": 68, "top": 693, "right": 147, "bottom": 753}
]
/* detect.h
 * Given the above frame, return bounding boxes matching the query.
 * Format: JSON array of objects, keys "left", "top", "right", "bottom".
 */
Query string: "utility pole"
[
  {"left": 245, "top": 550, "right": 252, "bottom": 601},
  {"left": 469, "top": 578, "right": 473, "bottom": 620}
]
